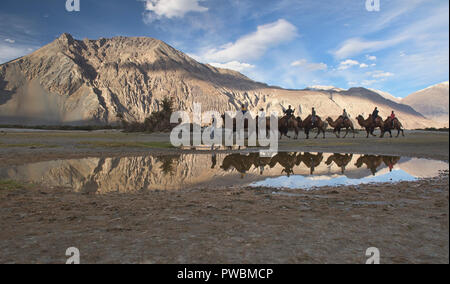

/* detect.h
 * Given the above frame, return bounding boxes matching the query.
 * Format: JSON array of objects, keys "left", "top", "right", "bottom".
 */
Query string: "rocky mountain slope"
[
  {"left": 401, "top": 82, "right": 449, "bottom": 127},
  {"left": 0, "top": 33, "right": 441, "bottom": 129}
]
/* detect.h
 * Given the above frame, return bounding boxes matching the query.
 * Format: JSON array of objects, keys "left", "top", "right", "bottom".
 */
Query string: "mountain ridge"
[
  {"left": 0, "top": 33, "right": 443, "bottom": 129},
  {"left": 401, "top": 81, "right": 449, "bottom": 127}
]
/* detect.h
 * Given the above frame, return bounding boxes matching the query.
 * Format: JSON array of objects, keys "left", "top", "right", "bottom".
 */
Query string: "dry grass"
[
  {"left": 0, "top": 179, "right": 25, "bottom": 191},
  {"left": 76, "top": 141, "right": 174, "bottom": 149},
  {"left": 0, "top": 142, "right": 59, "bottom": 149}
]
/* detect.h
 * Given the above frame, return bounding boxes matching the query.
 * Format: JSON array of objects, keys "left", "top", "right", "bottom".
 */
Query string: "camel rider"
[
  {"left": 342, "top": 109, "right": 349, "bottom": 121},
  {"left": 284, "top": 105, "right": 295, "bottom": 118},
  {"left": 311, "top": 107, "right": 317, "bottom": 125},
  {"left": 259, "top": 108, "right": 266, "bottom": 117},
  {"left": 372, "top": 107, "right": 379, "bottom": 123},
  {"left": 241, "top": 104, "right": 248, "bottom": 115},
  {"left": 390, "top": 111, "right": 396, "bottom": 127}
]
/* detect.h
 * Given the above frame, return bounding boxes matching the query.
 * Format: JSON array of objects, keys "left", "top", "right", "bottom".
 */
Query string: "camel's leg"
[
  {"left": 402, "top": 129, "right": 405, "bottom": 137},
  {"left": 305, "top": 129, "right": 310, "bottom": 139},
  {"left": 343, "top": 128, "right": 349, "bottom": 139},
  {"left": 323, "top": 128, "right": 326, "bottom": 139},
  {"left": 333, "top": 128, "right": 339, "bottom": 138},
  {"left": 366, "top": 129, "right": 370, "bottom": 138},
  {"left": 397, "top": 129, "right": 400, "bottom": 138},
  {"left": 315, "top": 128, "right": 320, "bottom": 139}
]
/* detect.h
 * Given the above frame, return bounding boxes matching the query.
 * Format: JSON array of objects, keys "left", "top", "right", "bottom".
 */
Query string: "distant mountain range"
[
  {"left": 401, "top": 82, "right": 449, "bottom": 126},
  {"left": 0, "top": 33, "right": 447, "bottom": 129}
]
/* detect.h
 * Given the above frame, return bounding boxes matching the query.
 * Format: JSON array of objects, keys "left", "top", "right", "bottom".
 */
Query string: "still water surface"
[{"left": 0, "top": 152, "right": 447, "bottom": 192}]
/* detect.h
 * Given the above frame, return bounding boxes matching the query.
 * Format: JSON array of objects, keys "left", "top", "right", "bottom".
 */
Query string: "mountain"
[
  {"left": 306, "top": 85, "right": 345, "bottom": 92},
  {"left": 401, "top": 82, "right": 449, "bottom": 127},
  {"left": 0, "top": 33, "right": 440, "bottom": 129},
  {"left": 368, "top": 88, "right": 401, "bottom": 103}
]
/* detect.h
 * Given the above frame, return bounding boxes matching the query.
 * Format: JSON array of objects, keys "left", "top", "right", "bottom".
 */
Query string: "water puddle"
[
  {"left": 251, "top": 169, "right": 418, "bottom": 190},
  {"left": 0, "top": 152, "right": 447, "bottom": 193}
]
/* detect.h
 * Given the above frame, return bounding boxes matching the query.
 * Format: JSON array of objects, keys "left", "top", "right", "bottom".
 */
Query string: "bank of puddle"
[{"left": 0, "top": 152, "right": 447, "bottom": 193}]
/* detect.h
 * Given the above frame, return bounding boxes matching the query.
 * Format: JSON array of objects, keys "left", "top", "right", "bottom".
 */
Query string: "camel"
[
  {"left": 278, "top": 116, "right": 302, "bottom": 139},
  {"left": 382, "top": 155, "right": 401, "bottom": 171},
  {"left": 325, "top": 153, "right": 354, "bottom": 174},
  {"left": 380, "top": 117, "right": 405, "bottom": 138},
  {"left": 221, "top": 153, "right": 255, "bottom": 175},
  {"left": 300, "top": 152, "right": 324, "bottom": 175},
  {"left": 301, "top": 115, "right": 327, "bottom": 139},
  {"left": 356, "top": 115, "right": 384, "bottom": 138},
  {"left": 248, "top": 152, "right": 273, "bottom": 175},
  {"left": 268, "top": 152, "right": 299, "bottom": 176},
  {"left": 326, "top": 116, "right": 356, "bottom": 138},
  {"left": 221, "top": 114, "right": 252, "bottom": 132},
  {"left": 355, "top": 155, "right": 383, "bottom": 176}
]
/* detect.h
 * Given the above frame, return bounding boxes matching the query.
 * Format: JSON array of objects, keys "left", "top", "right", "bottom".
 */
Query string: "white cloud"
[
  {"left": 337, "top": 59, "right": 360, "bottom": 70},
  {"left": 371, "top": 71, "right": 394, "bottom": 78},
  {"left": 209, "top": 61, "right": 255, "bottom": 72},
  {"left": 4, "top": 38, "right": 15, "bottom": 44},
  {"left": 143, "top": 0, "right": 208, "bottom": 22},
  {"left": 291, "top": 59, "right": 327, "bottom": 71},
  {"left": 366, "top": 55, "right": 376, "bottom": 61},
  {"left": 333, "top": 3, "right": 448, "bottom": 59},
  {"left": 0, "top": 43, "right": 31, "bottom": 63},
  {"left": 359, "top": 63, "right": 369, "bottom": 68},
  {"left": 200, "top": 19, "right": 297, "bottom": 62},
  {"left": 333, "top": 37, "right": 406, "bottom": 59},
  {"left": 361, "top": 79, "right": 378, "bottom": 86}
]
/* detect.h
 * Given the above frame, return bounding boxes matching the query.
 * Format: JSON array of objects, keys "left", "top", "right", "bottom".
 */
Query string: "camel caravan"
[{"left": 222, "top": 104, "right": 405, "bottom": 140}]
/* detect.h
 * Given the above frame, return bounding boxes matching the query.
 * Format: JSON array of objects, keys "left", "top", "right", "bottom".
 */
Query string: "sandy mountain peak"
[{"left": 0, "top": 34, "right": 443, "bottom": 129}]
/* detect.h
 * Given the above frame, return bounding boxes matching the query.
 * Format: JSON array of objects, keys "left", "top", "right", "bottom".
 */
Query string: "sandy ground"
[{"left": 0, "top": 130, "right": 448, "bottom": 264}]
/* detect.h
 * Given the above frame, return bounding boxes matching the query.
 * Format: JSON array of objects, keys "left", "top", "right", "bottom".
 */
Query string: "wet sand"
[{"left": 0, "top": 130, "right": 448, "bottom": 264}]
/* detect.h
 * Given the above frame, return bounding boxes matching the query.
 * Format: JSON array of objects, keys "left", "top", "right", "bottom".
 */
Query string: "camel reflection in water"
[
  {"left": 355, "top": 155, "right": 401, "bottom": 176},
  {"left": 220, "top": 152, "right": 400, "bottom": 177},
  {"left": 325, "top": 153, "right": 354, "bottom": 174}
]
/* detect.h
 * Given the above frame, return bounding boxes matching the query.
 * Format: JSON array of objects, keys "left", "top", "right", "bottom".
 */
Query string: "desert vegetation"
[{"left": 121, "top": 97, "right": 175, "bottom": 133}]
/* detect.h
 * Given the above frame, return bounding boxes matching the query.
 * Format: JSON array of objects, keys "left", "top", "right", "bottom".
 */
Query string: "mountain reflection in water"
[{"left": 0, "top": 153, "right": 447, "bottom": 193}]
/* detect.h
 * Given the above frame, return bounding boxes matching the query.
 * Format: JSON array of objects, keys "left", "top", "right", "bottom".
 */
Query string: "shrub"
[{"left": 123, "top": 97, "right": 175, "bottom": 133}]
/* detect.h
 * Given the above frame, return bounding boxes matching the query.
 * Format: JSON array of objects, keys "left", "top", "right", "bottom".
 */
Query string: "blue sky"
[{"left": 0, "top": 0, "right": 448, "bottom": 97}]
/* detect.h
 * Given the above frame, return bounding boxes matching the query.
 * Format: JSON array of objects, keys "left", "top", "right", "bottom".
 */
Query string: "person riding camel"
[
  {"left": 372, "top": 107, "right": 379, "bottom": 123},
  {"left": 390, "top": 111, "right": 396, "bottom": 127},
  {"left": 311, "top": 107, "right": 317, "bottom": 126},
  {"left": 284, "top": 105, "right": 295, "bottom": 118},
  {"left": 258, "top": 108, "right": 265, "bottom": 118},
  {"left": 342, "top": 109, "right": 349, "bottom": 121},
  {"left": 241, "top": 104, "right": 248, "bottom": 115}
]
